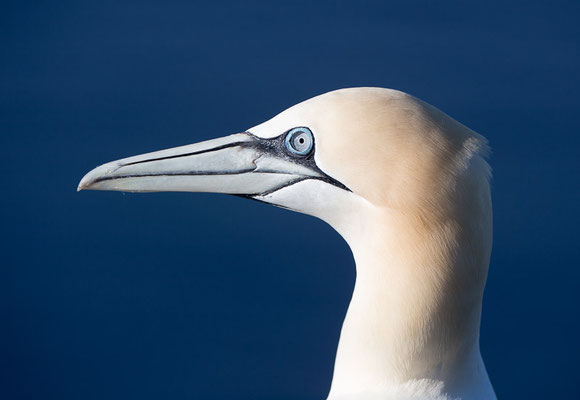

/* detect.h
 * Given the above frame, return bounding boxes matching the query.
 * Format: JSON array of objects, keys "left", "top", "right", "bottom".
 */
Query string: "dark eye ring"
[{"left": 284, "top": 127, "right": 314, "bottom": 156}]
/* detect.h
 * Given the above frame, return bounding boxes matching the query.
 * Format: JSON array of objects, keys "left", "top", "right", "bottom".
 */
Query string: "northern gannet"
[{"left": 78, "top": 88, "right": 495, "bottom": 400}]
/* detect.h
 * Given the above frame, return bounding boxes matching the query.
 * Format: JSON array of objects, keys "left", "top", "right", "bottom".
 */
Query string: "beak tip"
[
  {"left": 78, "top": 161, "right": 122, "bottom": 192},
  {"left": 78, "top": 166, "right": 105, "bottom": 192},
  {"left": 77, "top": 176, "right": 92, "bottom": 192}
]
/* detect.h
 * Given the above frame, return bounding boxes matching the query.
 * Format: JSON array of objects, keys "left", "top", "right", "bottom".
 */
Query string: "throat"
[{"left": 326, "top": 213, "right": 494, "bottom": 399}]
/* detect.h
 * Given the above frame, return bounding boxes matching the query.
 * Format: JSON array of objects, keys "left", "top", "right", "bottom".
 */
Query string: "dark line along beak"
[{"left": 77, "top": 132, "right": 326, "bottom": 196}]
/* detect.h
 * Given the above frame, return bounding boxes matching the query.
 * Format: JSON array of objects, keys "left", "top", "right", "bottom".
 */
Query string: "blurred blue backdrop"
[{"left": 1, "top": 1, "right": 579, "bottom": 399}]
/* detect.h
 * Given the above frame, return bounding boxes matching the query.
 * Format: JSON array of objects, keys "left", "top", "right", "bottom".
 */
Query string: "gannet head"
[
  {"left": 79, "top": 88, "right": 489, "bottom": 237},
  {"left": 79, "top": 87, "right": 494, "bottom": 398}
]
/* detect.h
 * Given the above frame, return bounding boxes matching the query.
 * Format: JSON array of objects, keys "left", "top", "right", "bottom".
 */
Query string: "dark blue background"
[{"left": 1, "top": 1, "right": 579, "bottom": 399}]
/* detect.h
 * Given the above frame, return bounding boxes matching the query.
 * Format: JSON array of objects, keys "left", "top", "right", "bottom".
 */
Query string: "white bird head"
[
  {"left": 79, "top": 88, "right": 488, "bottom": 237},
  {"left": 79, "top": 88, "right": 494, "bottom": 399}
]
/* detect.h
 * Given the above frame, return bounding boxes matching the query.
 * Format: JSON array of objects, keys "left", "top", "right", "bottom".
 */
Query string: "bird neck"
[{"left": 326, "top": 204, "right": 494, "bottom": 399}]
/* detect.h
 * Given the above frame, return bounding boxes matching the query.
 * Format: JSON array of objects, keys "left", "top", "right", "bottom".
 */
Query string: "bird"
[{"left": 78, "top": 87, "right": 495, "bottom": 400}]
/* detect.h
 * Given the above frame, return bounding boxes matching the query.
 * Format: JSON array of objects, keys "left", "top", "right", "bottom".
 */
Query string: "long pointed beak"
[{"left": 78, "top": 132, "right": 323, "bottom": 196}]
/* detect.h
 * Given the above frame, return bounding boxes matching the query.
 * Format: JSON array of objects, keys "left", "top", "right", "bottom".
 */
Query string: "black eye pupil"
[{"left": 299, "top": 138, "right": 305, "bottom": 144}]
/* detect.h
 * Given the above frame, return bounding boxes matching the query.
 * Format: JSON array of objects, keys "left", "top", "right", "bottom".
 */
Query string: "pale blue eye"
[{"left": 285, "top": 127, "right": 313, "bottom": 156}]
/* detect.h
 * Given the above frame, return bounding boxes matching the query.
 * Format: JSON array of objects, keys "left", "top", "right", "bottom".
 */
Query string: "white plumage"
[{"left": 79, "top": 88, "right": 495, "bottom": 400}]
